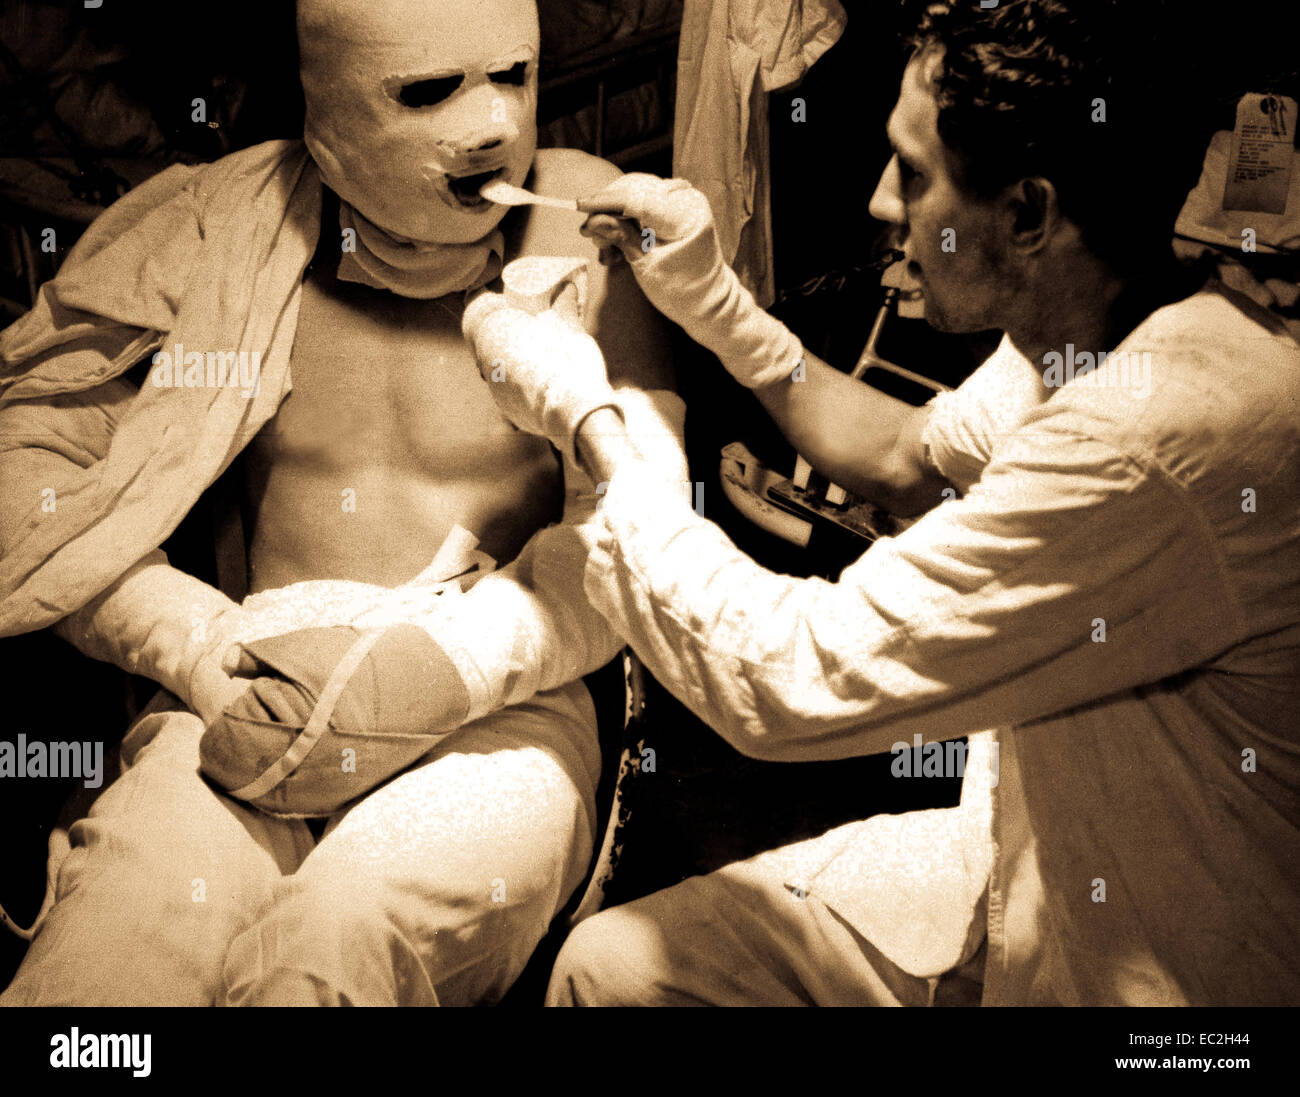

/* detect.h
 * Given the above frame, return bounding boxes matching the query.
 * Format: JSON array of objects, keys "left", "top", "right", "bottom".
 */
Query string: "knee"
[
  {"left": 237, "top": 870, "right": 394, "bottom": 951},
  {"left": 546, "top": 908, "right": 659, "bottom": 1007},
  {"left": 220, "top": 874, "right": 430, "bottom": 1006}
]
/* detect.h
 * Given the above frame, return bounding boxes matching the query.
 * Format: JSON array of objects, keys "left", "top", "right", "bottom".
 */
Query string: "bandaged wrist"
[
  {"left": 633, "top": 233, "right": 804, "bottom": 389},
  {"left": 465, "top": 294, "right": 622, "bottom": 465},
  {"left": 425, "top": 526, "right": 605, "bottom": 721},
  {"left": 697, "top": 267, "right": 806, "bottom": 388},
  {"left": 53, "top": 550, "right": 239, "bottom": 708}
]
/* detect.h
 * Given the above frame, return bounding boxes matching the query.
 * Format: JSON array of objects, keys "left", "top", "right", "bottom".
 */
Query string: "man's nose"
[
  {"left": 868, "top": 155, "right": 905, "bottom": 225},
  {"left": 435, "top": 119, "right": 519, "bottom": 160},
  {"left": 434, "top": 84, "right": 521, "bottom": 163}
]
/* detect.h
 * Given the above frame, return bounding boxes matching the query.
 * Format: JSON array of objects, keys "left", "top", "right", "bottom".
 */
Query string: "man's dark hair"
[{"left": 905, "top": 0, "right": 1227, "bottom": 269}]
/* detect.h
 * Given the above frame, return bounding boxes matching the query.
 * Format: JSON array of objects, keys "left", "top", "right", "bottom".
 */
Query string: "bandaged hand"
[
  {"left": 200, "top": 620, "right": 471, "bottom": 817},
  {"left": 578, "top": 173, "right": 805, "bottom": 388},
  {"left": 198, "top": 564, "right": 481, "bottom": 817},
  {"left": 462, "top": 290, "right": 622, "bottom": 463},
  {"left": 52, "top": 551, "right": 251, "bottom": 726},
  {"left": 187, "top": 606, "right": 256, "bottom": 728}
]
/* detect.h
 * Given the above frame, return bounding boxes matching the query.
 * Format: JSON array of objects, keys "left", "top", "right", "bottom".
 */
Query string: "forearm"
[
  {"left": 581, "top": 416, "right": 1239, "bottom": 764},
  {"left": 433, "top": 519, "right": 622, "bottom": 721},
  {"left": 749, "top": 349, "right": 934, "bottom": 509},
  {"left": 52, "top": 549, "right": 238, "bottom": 708},
  {"left": 577, "top": 463, "right": 909, "bottom": 761},
  {"left": 431, "top": 387, "right": 687, "bottom": 720}
]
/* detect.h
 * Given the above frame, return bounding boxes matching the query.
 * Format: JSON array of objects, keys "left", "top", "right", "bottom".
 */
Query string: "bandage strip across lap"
[
  {"left": 199, "top": 525, "right": 495, "bottom": 816},
  {"left": 227, "top": 627, "right": 386, "bottom": 802}
]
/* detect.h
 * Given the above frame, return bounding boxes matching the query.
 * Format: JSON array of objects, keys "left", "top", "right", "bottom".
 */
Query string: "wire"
[{"left": 0, "top": 899, "right": 42, "bottom": 942}]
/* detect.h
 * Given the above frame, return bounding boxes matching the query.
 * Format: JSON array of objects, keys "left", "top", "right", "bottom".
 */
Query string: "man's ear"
[{"left": 1005, "top": 176, "right": 1059, "bottom": 253}]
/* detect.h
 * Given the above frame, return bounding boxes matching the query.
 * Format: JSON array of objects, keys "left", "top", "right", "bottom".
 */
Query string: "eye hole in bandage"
[
  {"left": 390, "top": 74, "right": 465, "bottom": 108},
  {"left": 489, "top": 60, "right": 529, "bottom": 86}
]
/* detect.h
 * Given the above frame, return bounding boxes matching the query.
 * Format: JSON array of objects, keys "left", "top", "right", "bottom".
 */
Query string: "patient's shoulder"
[
  {"left": 507, "top": 151, "right": 673, "bottom": 393},
  {"left": 528, "top": 148, "right": 622, "bottom": 198}
]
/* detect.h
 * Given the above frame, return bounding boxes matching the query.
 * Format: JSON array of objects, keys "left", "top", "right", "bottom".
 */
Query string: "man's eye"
[
  {"left": 489, "top": 61, "right": 528, "bottom": 86},
  {"left": 397, "top": 75, "right": 464, "bottom": 107},
  {"left": 898, "top": 158, "right": 921, "bottom": 183}
]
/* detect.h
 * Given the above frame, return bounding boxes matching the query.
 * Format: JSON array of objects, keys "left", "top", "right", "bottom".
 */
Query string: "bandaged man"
[
  {"left": 0, "top": 0, "right": 678, "bottom": 1006},
  {"left": 466, "top": 0, "right": 1300, "bottom": 1005}
]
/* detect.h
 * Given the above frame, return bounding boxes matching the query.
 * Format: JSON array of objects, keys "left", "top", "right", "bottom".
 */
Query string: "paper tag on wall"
[{"left": 1222, "top": 93, "right": 1297, "bottom": 214}]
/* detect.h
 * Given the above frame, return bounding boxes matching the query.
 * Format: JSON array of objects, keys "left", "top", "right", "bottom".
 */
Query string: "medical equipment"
[
  {"left": 768, "top": 283, "right": 947, "bottom": 540},
  {"left": 719, "top": 442, "right": 813, "bottom": 548}
]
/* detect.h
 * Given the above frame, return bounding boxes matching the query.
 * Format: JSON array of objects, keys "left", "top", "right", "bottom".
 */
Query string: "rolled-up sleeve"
[{"left": 583, "top": 407, "right": 1247, "bottom": 761}]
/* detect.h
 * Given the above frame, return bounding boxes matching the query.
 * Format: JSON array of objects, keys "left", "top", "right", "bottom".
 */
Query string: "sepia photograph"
[{"left": 0, "top": 0, "right": 1295, "bottom": 1077}]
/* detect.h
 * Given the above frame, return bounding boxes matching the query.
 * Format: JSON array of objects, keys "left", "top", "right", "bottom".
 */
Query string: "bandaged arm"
[
  {"left": 51, "top": 549, "right": 244, "bottom": 717},
  {"left": 406, "top": 386, "right": 687, "bottom": 724},
  {"left": 0, "top": 382, "right": 244, "bottom": 718},
  {"left": 417, "top": 232, "right": 684, "bottom": 722}
]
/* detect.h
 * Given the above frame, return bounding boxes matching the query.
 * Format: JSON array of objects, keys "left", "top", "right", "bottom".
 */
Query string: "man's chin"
[
  {"left": 917, "top": 293, "right": 954, "bottom": 332},
  {"left": 883, "top": 264, "right": 984, "bottom": 333},
  {"left": 917, "top": 292, "right": 986, "bottom": 335}
]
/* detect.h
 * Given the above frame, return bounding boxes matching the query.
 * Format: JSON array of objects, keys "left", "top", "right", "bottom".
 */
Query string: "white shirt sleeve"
[
  {"left": 921, "top": 334, "right": 1048, "bottom": 494},
  {"left": 584, "top": 401, "right": 1247, "bottom": 761}
]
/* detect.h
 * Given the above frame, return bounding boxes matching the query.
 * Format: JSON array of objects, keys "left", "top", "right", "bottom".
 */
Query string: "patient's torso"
[
  {"left": 243, "top": 150, "right": 635, "bottom": 593},
  {"left": 243, "top": 257, "right": 561, "bottom": 593}
]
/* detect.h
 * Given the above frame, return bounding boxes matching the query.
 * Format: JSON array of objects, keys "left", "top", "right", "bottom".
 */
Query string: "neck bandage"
[{"left": 334, "top": 201, "right": 505, "bottom": 299}]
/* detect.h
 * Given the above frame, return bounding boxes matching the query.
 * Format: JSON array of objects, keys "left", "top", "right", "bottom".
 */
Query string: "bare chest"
[
  {"left": 285, "top": 275, "right": 522, "bottom": 461},
  {"left": 243, "top": 272, "right": 560, "bottom": 589}
]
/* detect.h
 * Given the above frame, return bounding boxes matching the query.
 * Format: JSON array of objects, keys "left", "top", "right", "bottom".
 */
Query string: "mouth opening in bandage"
[{"left": 446, "top": 168, "right": 507, "bottom": 208}]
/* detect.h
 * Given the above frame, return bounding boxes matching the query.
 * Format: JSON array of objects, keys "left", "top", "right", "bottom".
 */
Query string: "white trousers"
[
  {"left": 547, "top": 838, "right": 986, "bottom": 1007},
  {"left": 1, "top": 682, "right": 598, "bottom": 1006}
]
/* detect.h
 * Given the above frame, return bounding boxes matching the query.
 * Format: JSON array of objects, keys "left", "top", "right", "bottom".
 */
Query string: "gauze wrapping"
[
  {"left": 298, "top": 0, "right": 540, "bottom": 296},
  {"left": 198, "top": 528, "right": 496, "bottom": 817},
  {"left": 335, "top": 201, "right": 504, "bottom": 300}
]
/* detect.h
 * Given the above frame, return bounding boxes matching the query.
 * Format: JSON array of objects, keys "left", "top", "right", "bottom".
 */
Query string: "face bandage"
[{"left": 297, "top": 0, "right": 540, "bottom": 297}]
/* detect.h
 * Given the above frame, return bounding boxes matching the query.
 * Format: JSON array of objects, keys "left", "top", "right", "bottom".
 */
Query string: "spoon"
[{"left": 479, "top": 178, "right": 579, "bottom": 211}]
